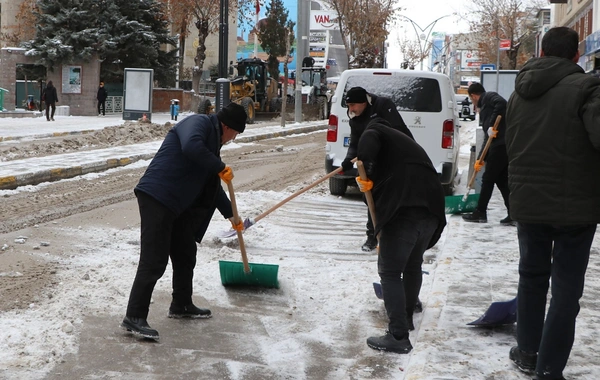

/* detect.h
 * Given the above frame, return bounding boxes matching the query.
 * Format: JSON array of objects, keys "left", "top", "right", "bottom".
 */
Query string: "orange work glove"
[
  {"left": 355, "top": 176, "right": 373, "bottom": 192},
  {"left": 488, "top": 128, "right": 498, "bottom": 139},
  {"left": 230, "top": 219, "right": 244, "bottom": 232},
  {"left": 218, "top": 166, "right": 233, "bottom": 183},
  {"left": 474, "top": 160, "right": 484, "bottom": 172}
]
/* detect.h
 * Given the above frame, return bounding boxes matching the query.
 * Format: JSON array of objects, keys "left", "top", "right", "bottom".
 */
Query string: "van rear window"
[{"left": 343, "top": 76, "right": 442, "bottom": 112}]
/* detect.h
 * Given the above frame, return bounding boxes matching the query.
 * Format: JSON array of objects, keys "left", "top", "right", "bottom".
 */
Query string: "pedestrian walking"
[
  {"left": 356, "top": 117, "right": 445, "bottom": 354},
  {"left": 97, "top": 81, "right": 108, "bottom": 116},
  {"left": 505, "top": 26, "right": 600, "bottom": 379},
  {"left": 462, "top": 82, "right": 512, "bottom": 225},
  {"left": 41, "top": 81, "right": 58, "bottom": 121},
  {"left": 340, "top": 86, "right": 415, "bottom": 251},
  {"left": 120, "top": 103, "right": 248, "bottom": 340}
]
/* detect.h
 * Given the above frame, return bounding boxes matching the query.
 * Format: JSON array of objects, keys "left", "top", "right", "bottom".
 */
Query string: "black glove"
[{"left": 341, "top": 159, "right": 354, "bottom": 171}]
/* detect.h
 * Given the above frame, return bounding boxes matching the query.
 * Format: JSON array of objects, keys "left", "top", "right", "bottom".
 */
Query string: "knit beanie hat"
[
  {"left": 345, "top": 87, "right": 368, "bottom": 103},
  {"left": 217, "top": 103, "right": 247, "bottom": 133}
]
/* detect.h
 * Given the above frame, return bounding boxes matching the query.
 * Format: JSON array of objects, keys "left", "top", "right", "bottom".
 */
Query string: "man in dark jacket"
[
  {"left": 356, "top": 117, "right": 446, "bottom": 354},
  {"left": 340, "top": 86, "right": 415, "bottom": 251},
  {"left": 505, "top": 27, "right": 600, "bottom": 379},
  {"left": 97, "top": 81, "right": 108, "bottom": 116},
  {"left": 42, "top": 81, "right": 58, "bottom": 121},
  {"left": 462, "top": 82, "right": 512, "bottom": 225},
  {"left": 121, "top": 103, "right": 248, "bottom": 340}
]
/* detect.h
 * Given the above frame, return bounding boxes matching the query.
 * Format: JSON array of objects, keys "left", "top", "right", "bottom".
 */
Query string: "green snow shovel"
[
  {"left": 219, "top": 180, "right": 279, "bottom": 288},
  {"left": 445, "top": 115, "right": 502, "bottom": 214}
]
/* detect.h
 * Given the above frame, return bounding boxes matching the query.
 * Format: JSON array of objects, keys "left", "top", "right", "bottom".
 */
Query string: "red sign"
[{"left": 499, "top": 39, "right": 511, "bottom": 50}]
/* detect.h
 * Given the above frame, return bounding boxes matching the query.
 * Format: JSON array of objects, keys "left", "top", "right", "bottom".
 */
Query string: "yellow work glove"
[
  {"left": 355, "top": 176, "right": 373, "bottom": 192},
  {"left": 218, "top": 166, "right": 233, "bottom": 183},
  {"left": 474, "top": 160, "right": 484, "bottom": 173},
  {"left": 488, "top": 128, "right": 498, "bottom": 139},
  {"left": 230, "top": 219, "right": 244, "bottom": 232}
]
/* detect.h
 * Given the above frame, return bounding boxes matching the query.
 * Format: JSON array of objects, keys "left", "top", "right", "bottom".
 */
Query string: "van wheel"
[{"left": 329, "top": 177, "right": 347, "bottom": 196}]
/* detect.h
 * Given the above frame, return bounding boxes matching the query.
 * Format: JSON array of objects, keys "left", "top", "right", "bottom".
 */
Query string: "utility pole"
[{"left": 294, "top": 0, "right": 307, "bottom": 122}]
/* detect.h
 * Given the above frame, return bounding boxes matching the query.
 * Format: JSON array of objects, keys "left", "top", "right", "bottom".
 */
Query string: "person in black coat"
[
  {"left": 356, "top": 117, "right": 446, "bottom": 354},
  {"left": 462, "top": 83, "right": 512, "bottom": 225},
  {"left": 340, "top": 86, "right": 415, "bottom": 251},
  {"left": 97, "top": 81, "right": 108, "bottom": 116},
  {"left": 41, "top": 81, "right": 58, "bottom": 121},
  {"left": 121, "top": 103, "right": 248, "bottom": 340}
]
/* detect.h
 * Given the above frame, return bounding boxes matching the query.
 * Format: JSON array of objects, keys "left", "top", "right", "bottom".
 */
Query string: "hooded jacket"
[
  {"left": 357, "top": 118, "right": 446, "bottom": 249},
  {"left": 344, "top": 94, "right": 414, "bottom": 161},
  {"left": 506, "top": 56, "right": 600, "bottom": 224}
]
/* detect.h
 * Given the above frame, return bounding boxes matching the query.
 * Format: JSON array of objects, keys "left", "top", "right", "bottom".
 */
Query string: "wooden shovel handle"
[
  {"left": 357, "top": 160, "right": 376, "bottom": 229},
  {"left": 467, "top": 115, "right": 502, "bottom": 190},
  {"left": 253, "top": 161, "right": 355, "bottom": 223},
  {"left": 226, "top": 180, "right": 250, "bottom": 273}
]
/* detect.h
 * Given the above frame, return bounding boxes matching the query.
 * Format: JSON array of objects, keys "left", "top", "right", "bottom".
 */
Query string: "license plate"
[{"left": 343, "top": 136, "right": 350, "bottom": 147}]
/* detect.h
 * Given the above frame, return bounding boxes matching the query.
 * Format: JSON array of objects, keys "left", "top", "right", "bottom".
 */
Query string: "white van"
[{"left": 325, "top": 69, "right": 460, "bottom": 195}]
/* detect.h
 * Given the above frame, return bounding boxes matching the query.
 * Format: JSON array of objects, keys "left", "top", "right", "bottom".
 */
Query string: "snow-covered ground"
[{"left": 1, "top": 116, "right": 600, "bottom": 379}]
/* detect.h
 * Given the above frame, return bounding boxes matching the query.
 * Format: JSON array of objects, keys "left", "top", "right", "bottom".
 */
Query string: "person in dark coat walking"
[
  {"left": 506, "top": 27, "right": 600, "bottom": 379},
  {"left": 121, "top": 103, "right": 248, "bottom": 340},
  {"left": 97, "top": 81, "right": 108, "bottom": 116},
  {"left": 356, "top": 117, "right": 446, "bottom": 354},
  {"left": 462, "top": 83, "right": 512, "bottom": 225},
  {"left": 340, "top": 86, "right": 415, "bottom": 251},
  {"left": 41, "top": 81, "right": 58, "bottom": 121}
]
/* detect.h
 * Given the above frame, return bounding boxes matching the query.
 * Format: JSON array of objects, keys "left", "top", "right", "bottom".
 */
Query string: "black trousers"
[
  {"left": 45, "top": 102, "right": 56, "bottom": 120},
  {"left": 516, "top": 222, "right": 596, "bottom": 378},
  {"left": 98, "top": 100, "right": 106, "bottom": 115},
  {"left": 125, "top": 191, "right": 206, "bottom": 319},
  {"left": 478, "top": 145, "right": 510, "bottom": 213},
  {"left": 378, "top": 208, "right": 438, "bottom": 338}
]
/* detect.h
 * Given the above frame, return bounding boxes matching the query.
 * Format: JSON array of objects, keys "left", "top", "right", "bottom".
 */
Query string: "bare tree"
[
  {"left": 396, "top": 33, "right": 431, "bottom": 70},
  {"left": 466, "top": 0, "right": 541, "bottom": 70},
  {"left": 325, "top": 0, "right": 398, "bottom": 68}
]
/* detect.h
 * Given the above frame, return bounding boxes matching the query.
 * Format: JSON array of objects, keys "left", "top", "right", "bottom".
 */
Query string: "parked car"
[
  {"left": 455, "top": 93, "right": 476, "bottom": 121},
  {"left": 325, "top": 69, "right": 460, "bottom": 195}
]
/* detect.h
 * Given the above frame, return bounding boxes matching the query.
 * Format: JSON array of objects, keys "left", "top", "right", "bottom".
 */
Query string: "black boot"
[
  {"left": 367, "top": 331, "right": 412, "bottom": 354},
  {"left": 462, "top": 209, "right": 487, "bottom": 223},
  {"left": 121, "top": 316, "right": 159, "bottom": 340},
  {"left": 500, "top": 215, "right": 516, "bottom": 226},
  {"left": 509, "top": 346, "right": 537, "bottom": 375},
  {"left": 168, "top": 303, "right": 212, "bottom": 319},
  {"left": 361, "top": 235, "right": 378, "bottom": 251}
]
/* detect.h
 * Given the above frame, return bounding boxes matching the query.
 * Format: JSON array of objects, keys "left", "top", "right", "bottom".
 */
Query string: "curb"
[{"left": 0, "top": 124, "right": 326, "bottom": 190}]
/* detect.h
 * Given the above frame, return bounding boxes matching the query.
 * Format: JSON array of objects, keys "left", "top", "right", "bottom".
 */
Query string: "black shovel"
[{"left": 467, "top": 297, "right": 517, "bottom": 327}]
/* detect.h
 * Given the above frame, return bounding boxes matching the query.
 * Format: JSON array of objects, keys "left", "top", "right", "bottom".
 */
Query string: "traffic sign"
[{"left": 480, "top": 64, "right": 496, "bottom": 71}]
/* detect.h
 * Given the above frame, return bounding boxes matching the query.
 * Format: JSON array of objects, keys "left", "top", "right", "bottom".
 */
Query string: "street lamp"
[{"left": 399, "top": 14, "right": 451, "bottom": 70}]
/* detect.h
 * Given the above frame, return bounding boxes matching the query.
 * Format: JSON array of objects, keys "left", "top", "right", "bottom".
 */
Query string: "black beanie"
[
  {"left": 345, "top": 87, "right": 368, "bottom": 103},
  {"left": 217, "top": 103, "right": 247, "bottom": 133}
]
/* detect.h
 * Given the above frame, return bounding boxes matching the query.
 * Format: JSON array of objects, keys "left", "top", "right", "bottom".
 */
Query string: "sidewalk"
[{"left": 0, "top": 113, "right": 327, "bottom": 190}]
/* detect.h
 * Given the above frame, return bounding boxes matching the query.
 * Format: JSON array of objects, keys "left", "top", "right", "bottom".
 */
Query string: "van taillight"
[
  {"left": 442, "top": 119, "right": 454, "bottom": 149},
  {"left": 327, "top": 114, "right": 338, "bottom": 142}
]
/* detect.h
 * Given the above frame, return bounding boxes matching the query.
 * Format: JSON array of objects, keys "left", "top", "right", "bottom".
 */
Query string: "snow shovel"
[
  {"left": 467, "top": 296, "right": 517, "bottom": 327},
  {"left": 219, "top": 165, "right": 347, "bottom": 238},
  {"left": 218, "top": 180, "right": 279, "bottom": 288},
  {"left": 445, "top": 115, "right": 502, "bottom": 214}
]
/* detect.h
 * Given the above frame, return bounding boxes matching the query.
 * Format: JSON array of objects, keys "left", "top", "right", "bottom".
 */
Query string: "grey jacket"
[{"left": 506, "top": 56, "right": 600, "bottom": 224}]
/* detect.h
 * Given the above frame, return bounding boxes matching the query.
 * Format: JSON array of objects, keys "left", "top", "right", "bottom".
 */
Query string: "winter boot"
[
  {"left": 361, "top": 235, "right": 378, "bottom": 252},
  {"left": 509, "top": 346, "right": 537, "bottom": 375},
  {"left": 367, "top": 331, "right": 413, "bottom": 354},
  {"left": 462, "top": 209, "right": 487, "bottom": 223},
  {"left": 168, "top": 303, "right": 212, "bottom": 319},
  {"left": 414, "top": 298, "right": 423, "bottom": 313},
  {"left": 500, "top": 215, "right": 516, "bottom": 226},
  {"left": 121, "top": 316, "right": 159, "bottom": 340}
]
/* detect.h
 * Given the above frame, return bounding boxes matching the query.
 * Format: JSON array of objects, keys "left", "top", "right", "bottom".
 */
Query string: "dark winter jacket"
[
  {"left": 42, "top": 84, "right": 58, "bottom": 104},
  {"left": 97, "top": 86, "right": 108, "bottom": 102},
  {"left": 344, "top": 94, "right": 414, "bottom": 161},
  {"left": 506, "top": 56, "right": 600, "bottom": 224},
  {"left": 135, "top": 114, "right": 233, "bottom": 221},
  {"left": 357, "top": 118, "right": 446, "bottom": 249},
  {"left": 476, "top": 91, "right": 507, "bottom": 159}
]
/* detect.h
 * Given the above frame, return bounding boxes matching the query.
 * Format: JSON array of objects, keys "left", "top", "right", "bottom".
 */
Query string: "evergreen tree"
[
  {"left": 23, "top": 0, "right": 177, "bottom": 86},
  {"left": 256, "top": 0, "right": 295, "bottom": 80}
]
